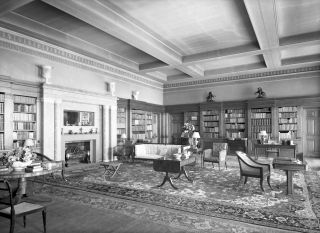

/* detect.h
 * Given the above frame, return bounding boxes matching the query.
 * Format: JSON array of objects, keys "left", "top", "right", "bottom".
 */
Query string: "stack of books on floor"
[
  {"left": 25, "top": 162, "right": 43, "bottom": 172},
  {"left": 0, "top": 165, "right": 9, "bottom": 172}
]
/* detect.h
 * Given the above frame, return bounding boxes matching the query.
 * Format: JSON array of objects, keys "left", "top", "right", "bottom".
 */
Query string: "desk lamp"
[{"left": 192, "top": 132, "right": 201, "bottom": 148}]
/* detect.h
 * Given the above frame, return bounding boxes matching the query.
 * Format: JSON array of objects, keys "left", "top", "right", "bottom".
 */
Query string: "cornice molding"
[
  {"left": 0, "top": 28, "right": 163, "bottom": 90},
  {"left": 164, "top": 66, "right": 320, "bottom": 91}
]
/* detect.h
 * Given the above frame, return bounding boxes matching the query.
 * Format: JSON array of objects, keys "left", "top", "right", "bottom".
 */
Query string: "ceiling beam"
[
  {"left": 282, "top": 54, "right": 320, "bottom": 66},
  {"left": 139, "top": 61, "right": 169, "bottom": 73},
  {"left": 0, "top": 0, "right": 34, "bottom": 18},
  {"left": 42, "top": 0, "right": 204, "bottom": 78},
  {"left": 204, "top": 62, "right": 266, "bottom": 77},
  {"left": 183, "top": 44, "right": 261, "bottom": 65},
  {"left": 244, "top": 0, "right": 281, "bottom": 68},
  {"left": 280, "top": 31, "right": 320, "bottom": 47}
]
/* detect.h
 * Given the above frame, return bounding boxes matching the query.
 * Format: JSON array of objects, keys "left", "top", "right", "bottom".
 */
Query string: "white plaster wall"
[
  {"left": 164, "top": 77, "right": 320, "bottom": 105},
  {"left": 0, "top": 48, "right": 163, "bottom": 105}
]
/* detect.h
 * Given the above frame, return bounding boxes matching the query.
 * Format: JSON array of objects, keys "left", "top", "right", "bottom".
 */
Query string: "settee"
[{"left": 133, "top": 144, "right": 188, "bottom": 161}]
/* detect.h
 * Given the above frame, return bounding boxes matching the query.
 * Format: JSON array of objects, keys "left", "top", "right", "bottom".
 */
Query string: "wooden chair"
[
  {"left": 235, "top": 151, "right": 272, "bottom": 192},
  {"left": 203, "top": 142, "right": 228, "bottom": 170},
  {"left": 0, "top": 179, "right": 47, "bottom": 233}
]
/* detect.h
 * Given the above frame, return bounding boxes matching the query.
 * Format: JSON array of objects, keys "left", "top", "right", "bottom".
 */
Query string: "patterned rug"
[{"left": 35, "top": 161, "right": 320, "bottom": 233}]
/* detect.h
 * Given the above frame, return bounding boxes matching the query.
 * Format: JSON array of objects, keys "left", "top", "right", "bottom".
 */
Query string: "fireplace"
[{"left": 65, "top": 141, "right": 91, "bottom": 166}]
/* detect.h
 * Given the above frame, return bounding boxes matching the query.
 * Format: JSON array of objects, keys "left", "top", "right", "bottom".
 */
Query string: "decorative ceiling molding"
[
  {"left": 164, "top": 66, "right": 320, "bottom": 91},
  {"left": 0, "top": 28, "right": 163, "bottom": 90}
]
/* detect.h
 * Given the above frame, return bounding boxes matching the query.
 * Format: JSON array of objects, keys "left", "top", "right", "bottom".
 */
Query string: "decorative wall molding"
[
  {"left": 164, "top": 66, "right": 320, "bottom": 92},
  {"left": 0, "top": 28, "right": 163, "bottom": 90}
]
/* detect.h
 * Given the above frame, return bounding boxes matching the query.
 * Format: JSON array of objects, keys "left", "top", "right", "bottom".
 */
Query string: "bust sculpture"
[
  {"left": 207, "top": 92, "right": 215, "bottom": 102},
  {"left": 255, "top": 87, "right": 266, "bottom": 98}
]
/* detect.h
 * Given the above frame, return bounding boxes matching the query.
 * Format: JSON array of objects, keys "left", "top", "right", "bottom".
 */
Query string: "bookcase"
[
  {"left": 201, "top": 109, "right": 220, "bottom": 139},
  {"left": 0, "top": 93, "right": 4, "bottom": 150},
  {"left": 131, "top": 109, "right": 146, "bottom": 141},
  {"left": 250, "top": 107, "right": 272, "bottom": 139},
  {"left": 117, "top": 106, "right": 127, "bottom": 137},
  {"left": 13, "top": 95, "right": 37, "bottom": 148},
  {"left": 278, "top": 106, "right": 298, "bottom": 140},
  {"left": 224, "top": 108, "right": 246, "bottom": 139}
]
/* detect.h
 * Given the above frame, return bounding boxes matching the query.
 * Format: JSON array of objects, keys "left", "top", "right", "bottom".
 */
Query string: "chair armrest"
[{"left": 218, "top": 149, "right": 227, "bottom": 161}]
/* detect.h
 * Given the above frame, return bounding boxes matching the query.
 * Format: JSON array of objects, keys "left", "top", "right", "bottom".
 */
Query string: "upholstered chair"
[
  {"left": 235, "top": 151, "right": 272, "bottom": 192},
  {"left": 203, "top": 142, "right": 228, "bottom": 170}
]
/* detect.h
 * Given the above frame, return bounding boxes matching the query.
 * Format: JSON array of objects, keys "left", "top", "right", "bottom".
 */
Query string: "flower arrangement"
[
  {"left": 181, "top": 121, "right": 195, "bottom": 138},
  {"left": 0, "top": 147, "right": 36, "bottom": 167}
]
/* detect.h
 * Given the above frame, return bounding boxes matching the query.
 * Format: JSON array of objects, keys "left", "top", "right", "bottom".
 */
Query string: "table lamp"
[
  {"left": 192, "top": 132, "right": 201, "bottom": 148},
  {"left": 259, "top": 131, "right": 268, "bottom": 144},
  {"left": 24, "top": 138, "right": 35, "bottom": 148},
  {"left": 120, "top": 133, "right": 127, "bottom": 143}
]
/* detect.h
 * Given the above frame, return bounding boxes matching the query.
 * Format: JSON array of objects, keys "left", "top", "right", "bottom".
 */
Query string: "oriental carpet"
[{"left": 33, "top": 161, "right": 320, "bottom": 233}]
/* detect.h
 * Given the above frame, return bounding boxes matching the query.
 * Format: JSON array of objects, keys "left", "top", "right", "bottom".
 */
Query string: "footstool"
[{"left": 100, "top": 161, "right": 122, "bottom": 179}]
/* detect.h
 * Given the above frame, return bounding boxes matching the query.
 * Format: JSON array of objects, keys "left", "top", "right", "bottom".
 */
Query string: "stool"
[{"left": 100, "top": 161, "right": 122, "bottom": 179}]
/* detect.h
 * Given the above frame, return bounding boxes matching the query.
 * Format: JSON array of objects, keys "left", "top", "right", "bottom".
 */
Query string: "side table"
[{"left": 100, "top": 161, "right": 122, "bottom": 179}]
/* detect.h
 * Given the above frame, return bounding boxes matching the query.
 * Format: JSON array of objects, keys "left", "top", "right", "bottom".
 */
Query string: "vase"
[{"left": 11, "top": 161, "right": 32, "bottom": 172}]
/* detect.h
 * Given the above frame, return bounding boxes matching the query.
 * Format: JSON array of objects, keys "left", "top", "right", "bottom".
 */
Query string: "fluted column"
[
  {"left": 54, "top": 99, "right": 62, "bottom": 161},
  {"left": 41, "top": 97, "right": 55, "bottom": 159},
  {"left": 102, "top": 105, "right": 109, "bottom": 162},
  {"left": 110, "top": 105, "right": 117, "bottom": 160}
]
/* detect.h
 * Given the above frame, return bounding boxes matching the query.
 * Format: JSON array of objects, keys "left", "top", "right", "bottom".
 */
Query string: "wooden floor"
[{"left": 0, "top": 197, "right": 185, "bottom": 233}]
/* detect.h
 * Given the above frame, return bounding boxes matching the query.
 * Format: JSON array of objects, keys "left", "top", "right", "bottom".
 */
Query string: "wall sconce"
[
  {"left": 132, "top": 90, "right": 140, "bottom": 100},
  {"left": 40, "top": 65, "right": 53, "bottom": 84}
]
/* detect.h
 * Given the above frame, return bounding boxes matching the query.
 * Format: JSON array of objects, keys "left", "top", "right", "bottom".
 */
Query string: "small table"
[
  {"left": 273, "top": 158, "right": 306, "bottom": 195},
  {"left": 153, "top": 155, "right": 196, "bottom": 189},
  {"left": 100, "top": 161, "right": 122, "bottom": 179},
  {"left": 0, "top": 167, "right": 64, "bottom": 203},
  {"left": 254, "top": 144, "right": 296, "bottom": 159}
]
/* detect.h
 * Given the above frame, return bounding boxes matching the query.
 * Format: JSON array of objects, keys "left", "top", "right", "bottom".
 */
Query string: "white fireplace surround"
[{"left": 40, "top": 83, "right": 117, "bottom": 162}]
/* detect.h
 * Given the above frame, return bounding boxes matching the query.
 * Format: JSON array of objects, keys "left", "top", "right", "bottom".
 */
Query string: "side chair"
[
  {"left": 0, "top": 179, "right": 47, "bottom": 233},
  {"left": 203, "top": 142, "right": 228, "bottom": 170},
  {"left": 235, "top": 151, "right": 272, "bottom": 192}
]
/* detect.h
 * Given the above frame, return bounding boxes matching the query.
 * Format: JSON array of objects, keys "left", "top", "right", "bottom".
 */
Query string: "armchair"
[
  {"left": 203, "top": 142, "right": 228, "bottom": 170},
  {"left": 34, "top": 152, "right": 66, "bottom": 181},
  {"left": 235, "top": 151, "right": 272, "bottom": 192}
]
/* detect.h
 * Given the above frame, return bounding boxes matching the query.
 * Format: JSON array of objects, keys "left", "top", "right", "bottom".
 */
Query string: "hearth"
[{"left": 65, "top": 141, "right": 91, "bottom": 166}]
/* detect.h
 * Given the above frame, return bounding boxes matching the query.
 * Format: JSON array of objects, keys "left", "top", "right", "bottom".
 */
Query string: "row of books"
[
  {"left": 251, "top": 113, "right": 271, "bottom": 118},
  {"left": 225, "top": 113, "right": 245, "bottom": 118},
  {"left": 203, "top": 115, "right": 219, "bottom": 121},
  {"left": 251, "top": 126, "right": 272, "bottom": 133},
  {"left": 0, "top": 93, "right": 4, "bottom": 102},
  {"left": 279, "top": 118, "right": 297, "bottom": 124},
  {"left": 204, "top": 127, "right": 219, "bottom": 133},
  {"left": 117, "top": 128, "right": 126, "bottom": 135},
  {"left": 203, "top": 132, "right": 219, "bottom": 138},
  {"left": 203, "top": 121, "right": 219, "bottom": 127},
  {"left": 0, "top": 133, "right": 4, "bottom": 150},
  {"left": 25, "top": 162, "right": 43, "bottom": 173},
  {"left": 132, "top": 125, "right": 145, "bottom": 131},
  {"left": 13, "top": 131, "right": 35, "bottom": 140},
  {"left": 132, "top": 114, "right": 146, "bottom": 120},
  {"left": 279, "top": 124, "right": 298, "bottom": 131},
  {"left": 14, "top": 104, "right": 36, "bottom": 113},
  {"left": 14, "top": 122, "right": 36, "bottom": 131},
  {"left": 225, "top": 124, "right": 245, "bottom": 129},
  {"left": 132, "top": 119, "right": 145, "bottom": 125},
  {"left": 251, "top": 108, "right": 271, "bottom": 113},
  {"left": 278, "top": 106, "right": 297, "bottom": 112},
  {"left": 251, "top": 118, "right": 271, "bottom": 125},
  {"left": 13, "top": 95, "right": 36, "bottom": 104},
  {"left": 226, "top": 131, "right": 245, "bottom": 139},
  {"left": 225, "top": 118, "right": 245, "bottom": 123},
  {"left": 0, "top": 102, "right": 4, "bottom": 114},
  {"left": 13, "top": 113, "right": 36, "bottom": 121},
  {"left": 117, "top": 107, "right": 125, "bottom": 113},
  {"left": 279, "top": 112, "right": 297, "bottom": 118},
  {"left": 225, "top": 109, "right": 245, "bottom": 114},
  {"left": 131, "top": 133, "right": 146, "bottom": 140}
]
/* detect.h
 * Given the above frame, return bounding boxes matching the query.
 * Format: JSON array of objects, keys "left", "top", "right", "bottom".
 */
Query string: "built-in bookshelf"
[
  {"left": 250, "top": 107, "right": 272, "bottom": 139},
  {"left": 224, "top": 108, "right": 246, "bottom": 139},
  {"left": 117, "top": 107, "right": 126, "bottom": 137},
  {"left": 131, "top": 110, "right": 146, "bottom": 140},
  {"left": 0, "top": 93, "right": 4, "bottom": 150},
  {"left": 184, "top": 111, "right": 200, "bottom": 132},
  {"left": 146, "top": 112, "right": 153, "bottom": 140},
  {"left": 278, "top": 106, "right": 298, "bottom": 140},
  {"left": 202, "top": 110, "right": 220, "bottom": 139},
  {"left": 13, "top": 95, "right": 37, "bottom": 148}
]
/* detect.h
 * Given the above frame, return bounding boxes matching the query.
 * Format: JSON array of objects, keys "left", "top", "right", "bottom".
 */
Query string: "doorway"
[{"left": 303, "top": 108, "right": 320, "bottom": 158}]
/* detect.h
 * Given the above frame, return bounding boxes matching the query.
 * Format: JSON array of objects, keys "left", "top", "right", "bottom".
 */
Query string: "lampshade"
[
  {"left": 120, "top": 133, "right": 127, "bottom": 139},
  {"left": 24, "top": 139, "right": 34, "bottom": 147},
  {"left": 192, "top": 132, "right": 201, "bottom": 139},
  {"left": 260, "top": 130, "right": 268, "bottom": 136}
]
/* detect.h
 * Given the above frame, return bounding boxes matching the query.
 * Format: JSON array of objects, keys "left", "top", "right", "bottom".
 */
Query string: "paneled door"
[{"left": 304, "top": 108, "right": 320, "bottom": 158}]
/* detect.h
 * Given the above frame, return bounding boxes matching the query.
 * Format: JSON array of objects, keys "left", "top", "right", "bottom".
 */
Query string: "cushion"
[{"left": 135, "top": 145, "right": 146, "bottom": 157}]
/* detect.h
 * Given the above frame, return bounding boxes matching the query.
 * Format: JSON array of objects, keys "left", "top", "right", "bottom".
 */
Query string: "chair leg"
[
  {"left": 260, "top": 178, "right": 265, "bottom": 192},
  {"left": 267, "top": 176, "right": 272, "bottom": 190},
  {"left": 244, "top": 176, "right": 248, "bottom": 185},
  {"left": 225, "top": 161, "right": 227, "bottom": 170},
  {"left": 211, "top": 162, "right": 214, "bottom": 168},
  {"left": 238, "top": 176, "right": 243, "bottom": 186},
  {"left": 42, "top": 209, "right": 47, "bottom": 233},
  {"left": 23, "top": 215, "right": 26, "bottom": 227},
  {"left": 10, "top": 217, "right": 15, "bottom": 233}
]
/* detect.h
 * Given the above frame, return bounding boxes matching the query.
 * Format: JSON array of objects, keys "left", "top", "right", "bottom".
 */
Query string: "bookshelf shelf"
[
  {"left": 0, "top": 93, "right": 4, "bottom": 150},
  {"left": 202, "top": 110, "right": 219, "bottom": 139},
  {"left": 250, "top": 107, "right": 272, "bottom": 139},
  {"left": 278, "top": 106, "right": 298, "bottom": 140}
]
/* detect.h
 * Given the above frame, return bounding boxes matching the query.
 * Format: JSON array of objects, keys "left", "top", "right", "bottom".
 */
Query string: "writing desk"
[{"left": 253, "top": 144, "right": 296, "bottom": 159}]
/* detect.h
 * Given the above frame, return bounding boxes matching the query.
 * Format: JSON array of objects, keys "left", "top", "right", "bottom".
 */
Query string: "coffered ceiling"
[{"left": 0, "top": 0, "right": 319, "bottom": 85}]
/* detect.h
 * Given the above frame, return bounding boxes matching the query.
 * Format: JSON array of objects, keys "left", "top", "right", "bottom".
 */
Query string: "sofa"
[{"left": 133, "top": 144, "right": 188, "bottom": 161}]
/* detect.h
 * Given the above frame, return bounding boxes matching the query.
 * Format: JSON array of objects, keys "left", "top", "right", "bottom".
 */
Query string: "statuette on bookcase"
[
  {"left": 255, "top": 87, "right": 266, "bottom": 98},
  {"left": 206, "top": 92, "right": 215, "bottom": 102}
]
